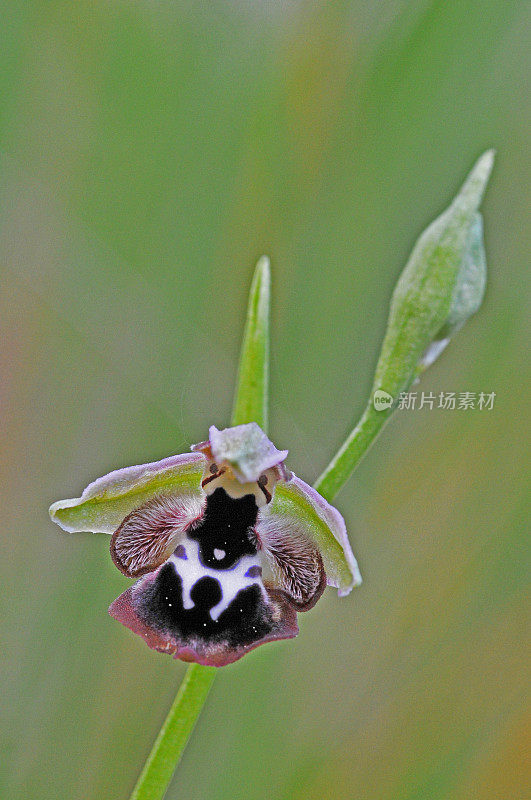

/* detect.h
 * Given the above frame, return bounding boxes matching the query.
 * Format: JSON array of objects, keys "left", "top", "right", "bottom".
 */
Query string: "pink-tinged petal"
[
  {"left": 110, "top": 492, "right": 206, "bottom": 577},
  {"left": 109, "top": 555, "right": 298, "bottom": 667},
  {"left": 264, "top": 475, "right": 362, "bottom": 597},
  {"left": 49, "top": 452, "right": 205, "bottom": 535},
  {"left": 200, "top": 423, "right": 288, "bottom": 483}
]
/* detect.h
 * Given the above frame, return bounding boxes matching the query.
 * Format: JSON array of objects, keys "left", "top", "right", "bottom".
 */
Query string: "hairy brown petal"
[
  {"left": 257, "top": 510, "right": 327, "bottom": 611},
  {"left": 110, "top": 493, "right": 205, "bottom": 578}
]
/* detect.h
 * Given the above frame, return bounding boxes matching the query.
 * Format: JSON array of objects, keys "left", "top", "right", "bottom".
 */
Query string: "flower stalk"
[
  {"left": 129, "top": 664, "right": 216, "bottom": 800},
  {"left": 129, "top": 256, "right": 272, "bottom": 800}
]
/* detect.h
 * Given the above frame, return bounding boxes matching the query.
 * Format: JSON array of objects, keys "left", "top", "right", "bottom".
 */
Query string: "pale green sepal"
[
  {"left": 208, "top": 423, "right": 288, "bottom": 482},
  {"left": 49, "top": 452, "right": 205, "bottom": 534},
  {"left": 269, "top": 475, "right": 362, "bottom": 596}
]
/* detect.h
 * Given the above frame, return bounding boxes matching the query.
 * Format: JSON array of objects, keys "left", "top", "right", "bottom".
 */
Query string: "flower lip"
[
  {"left": 192, "top": 423, "right": 288, "bottom": 483},
  {"left": 109, "top": 576, "right": 299, "bottom": 667}
]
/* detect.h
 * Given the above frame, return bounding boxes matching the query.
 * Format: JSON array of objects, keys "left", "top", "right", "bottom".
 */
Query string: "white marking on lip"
[
  {"left": 213, "top": 548, "right": 225, "bottom": 560},
  {"left": 168, "top": 538, "right": 265, "bottom": 621}
]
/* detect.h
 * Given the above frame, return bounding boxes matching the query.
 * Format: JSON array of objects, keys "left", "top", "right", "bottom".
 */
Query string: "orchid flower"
[{"left": 50, "top": 422, "right": 361, "bottom": 666}]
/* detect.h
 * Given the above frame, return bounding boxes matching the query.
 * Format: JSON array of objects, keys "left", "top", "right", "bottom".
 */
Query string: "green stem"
[
  {"left": 314, "top": 404, "right": 391, "bottom": 502},
  {"left": 129, "top": 256, "right": 272, "bottom": 800},
  {"left": 129, "top": 665, "right": 216, "bottom": 800}
]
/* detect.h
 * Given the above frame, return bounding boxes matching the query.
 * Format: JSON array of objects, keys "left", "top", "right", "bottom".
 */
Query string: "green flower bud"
[{"left": 373, "top": 150, "right": 493, "bottom": 401}]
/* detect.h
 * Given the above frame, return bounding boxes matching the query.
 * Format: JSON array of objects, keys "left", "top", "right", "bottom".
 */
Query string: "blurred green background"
[{"left": 1, "top": 2, "right": 529, "bottom": 799}]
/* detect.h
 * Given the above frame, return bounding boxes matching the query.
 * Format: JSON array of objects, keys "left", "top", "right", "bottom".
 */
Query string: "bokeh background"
[{"left": 1, "top": 2, "right": 529, "bottom": 799}]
